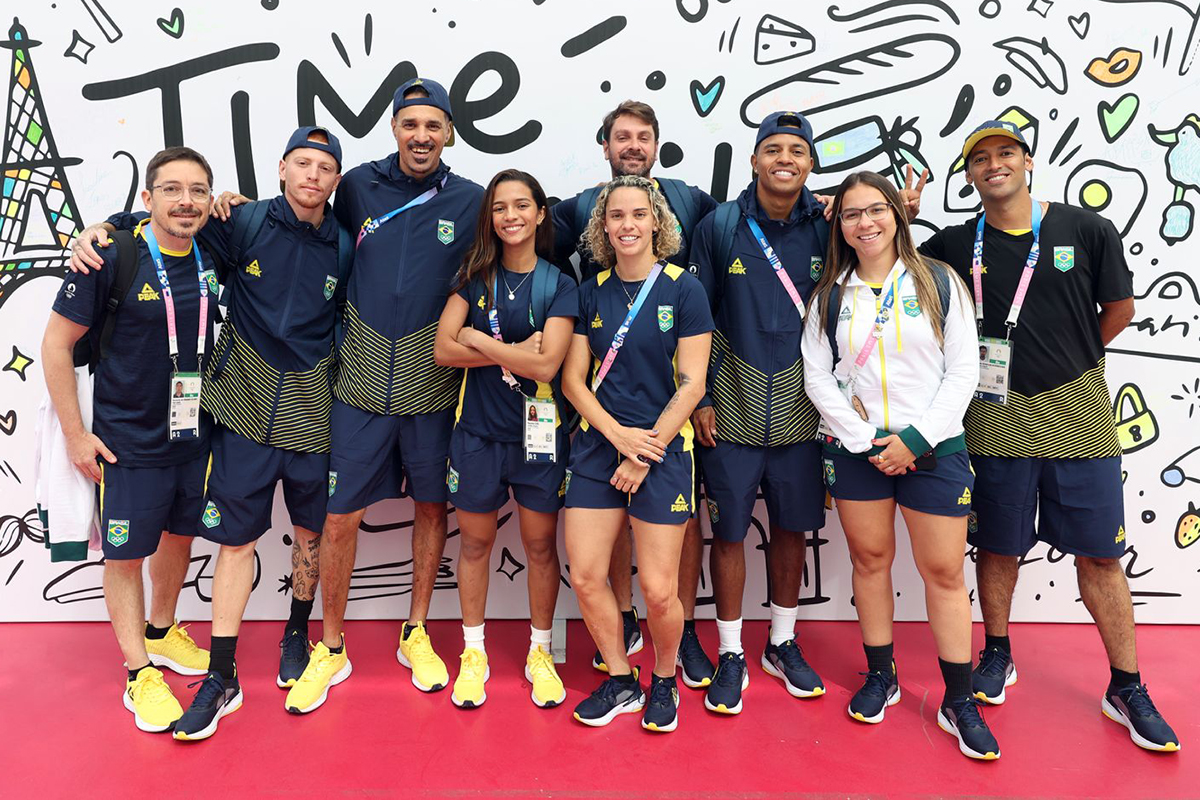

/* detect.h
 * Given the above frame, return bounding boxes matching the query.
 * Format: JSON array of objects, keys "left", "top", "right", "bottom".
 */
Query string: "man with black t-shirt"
[{"left": 919, "top": 121, "right": 1179, "bottom": 752}]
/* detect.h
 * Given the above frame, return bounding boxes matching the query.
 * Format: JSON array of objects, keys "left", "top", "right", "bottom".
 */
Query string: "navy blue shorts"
[
  {"left": 328, "top": 400, "right": 454, "bottom": 513},
  {"left": 824, "top": 449, "right": 974, "bottom": 517},
  {"left": 699, "top": 439, "right": 826, "bottom": 542},
  {"left": 564, "top": 430, "right": 695, "bottom": 525},
  {"left": 447, "top": 427, "right": 567, "bottom": 514},
  {"left": 969, "top": 455, "right": 1126, "bottom": 558},
  {"left": 98, "top": 457, "right": 205, "bottom": 560},
  {"left": 200, "top": 426, "right": 329, "bottom": 546}
]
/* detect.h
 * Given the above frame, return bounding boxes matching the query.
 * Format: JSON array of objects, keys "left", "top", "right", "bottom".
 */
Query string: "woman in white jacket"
[{"left": 802, "top": 172, "right": 1000, "bottom": 761}]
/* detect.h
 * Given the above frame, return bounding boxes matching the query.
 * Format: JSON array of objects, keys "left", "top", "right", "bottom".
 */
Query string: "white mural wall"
[{"left": 1, "top": 0, "right": 1198, "bottom": 623}]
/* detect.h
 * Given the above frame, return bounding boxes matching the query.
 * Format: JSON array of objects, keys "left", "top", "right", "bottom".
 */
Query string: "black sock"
[
  {"left": 611, "top": 671, "right": 636, "bottom": 684},
  {"left": 209, "top": 635, "right": 238, "bottom": 680},
  {"left": 621, "top": 608, "right": 637, "bottom": 624},
  {"left": 127, "top": 663, "right": 152, "bottom": 682},
  {"left": 940, "top": 658, "right": 973, "bottom": 706},
  {"left": 286, "top": 597, "right": 314, "bottom": 636},
  {"left": 402, "top": 622, "right": 421, "bottom": 641},
  {"left": 864, "top": 642, "right": 894, "bottom": 675},
  {"left": 683, "top": 619, "right": 696, "bottom": 632},
  {"left": 328, "top": 638, "right": 344, "bottom": 655},
  {"left": 145, "top": 622, "right": 171, "bottom": 640},
  {"left": 1110, "top": 667, "right": 1141, "bottom": 689},
  {"left": 984, "top": 633, "right": 1010, "bottom": 655}
]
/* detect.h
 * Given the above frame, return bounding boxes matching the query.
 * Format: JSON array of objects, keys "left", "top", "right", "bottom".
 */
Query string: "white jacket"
[
  {"left": 801, "top": 259, "right": 979, "bottom": 455},
  {"left": 33, "top": 367, "right": 100, "bottom": 561}
]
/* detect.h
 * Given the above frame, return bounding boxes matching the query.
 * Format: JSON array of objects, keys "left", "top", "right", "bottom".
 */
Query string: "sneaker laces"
[
  {"left": 1118, "top": 684, "right": 1162, "bottom": 719},
  {"left": 976, "top": 647, "right": 1010, "bottom": 679},
  {"left": 775, "top": 639, "right": 812, "bottom": 671},
  {"left": 134, "top": 669, "right": 174, "bottom": 704},
  {"left": 186, "top": 673, "right": 227, "bottom": 708},
  {"left": 528, "top": 648, "right": 558, "bottom": 683},
  {"left": 856, "top": 670, "right": 893, "bottom": 699},
  {"left": 298, "top": 645, "right": 340, "bottom": 685},
  {"left": 406, "top": 627, "right": 441, "bottom": 665},
  {"left": 712, "top": 653, "right": 744, "bottom": 688},
  {"left": 647, "top": 678, "right": 676, "bottom": 709},
  {"left": 166, "top": 623, "right": 199, "bottom": 650},
  {"left": 951, "top": 695, "right": 988, "bottom": 729},
  {"left": 459, "top": 649, "right": 487, "bottom": 680},
  {"left": 591, "top": 676, "right": 630, "bottom": 705},
  {"left": 280, "top": 631, "right": 307, "bottom": 663},
  {"left": 679, "top": 627, "right": 703, "bottom": 656}
]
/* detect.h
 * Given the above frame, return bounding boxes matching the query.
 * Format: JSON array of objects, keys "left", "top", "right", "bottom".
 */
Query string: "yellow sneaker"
[
  {"left": 525, "top": 646, "right": 566, "bottom": 709},
  {"left": 146, "top": 622, "right": 209, "bottom": 676},
  {"left": 396, "top": 621, "right": 449, "bottom": 692},
  {"left": 123, "top": 666, "right": 183, "bottom": 732},
  {"left": 285, "top": 639, "right": 352, "bottom": 714},
  {"left": 451, "top": 648, "right": 490, "bottom": 709}
]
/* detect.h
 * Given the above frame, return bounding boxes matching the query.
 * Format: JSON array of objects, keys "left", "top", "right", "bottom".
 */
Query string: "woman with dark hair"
[
  {"left": 801, "top": 171, "right": 999, "bottom": 760},
  {"left": 562, "top": 175, "right": 712, "bottom": 733},
  {"left": 434, "top": 169, "right": 577, "bottom": 710}
]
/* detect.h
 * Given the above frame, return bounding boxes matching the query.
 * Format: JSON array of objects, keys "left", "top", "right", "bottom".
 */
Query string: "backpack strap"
[
  {"left": 574, "top": 187, "right": 603, "bottom": 244},
  {"left": 930, "top": 259, "right": 952, "bottom": 330},
  {"left": 529, "top": 258, "right": 561, "bottom": 331},
  {"left": 712, "top": 200, "right": 741, "bottom": 276},
  {"left": 825, "top": 283, "right": 843, "bottom": 369},
  {"left": 230, "top": 200, "right": 271, "bottom": 268},
  {"left": 658, "top": 178, "right": 697, "bottom": 237},
  {"left": 97, "top": 229, "right": 140, "bottom": 361}
]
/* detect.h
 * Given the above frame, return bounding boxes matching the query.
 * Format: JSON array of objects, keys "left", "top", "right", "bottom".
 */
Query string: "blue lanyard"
[
  {"left": 591, "top": 262, "right": 664, "bottom": 393},
  {"left": 745, "top": 216, "right": 807, "bottom": 319},
  {"left": 846, "top": 272, "right": 905, "bottom": 386},
  {"left": 355, "top": 174, "right": 448, "bottom": 247},
  {"left": 143, "top": 225, "right": 208, "bottom": 371},
  {"left": 972, "top": 199, "right": 1042, "bottom": 336},
  {"left": 489, "top": 272, "right": 522, "bottom": 391}
]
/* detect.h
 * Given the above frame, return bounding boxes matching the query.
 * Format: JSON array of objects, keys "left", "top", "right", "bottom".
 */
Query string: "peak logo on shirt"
[
  {"left": 437, "top": 219, "right": 455, "bottom": 245},
  {"left": 1115, "top": 525, "right": 1126, "bottom": 544},
  {"left": 728, "top": 258, "right": 746, "bottom": 275},
  {"left": 591, "top": 312, "right": 604, "bottom": 329},
  {"left": 838, "top": 305, "right": 852, "bottom": 321},
  {"left": 1054, "top": 246, "right": 1075, "bottom": 272},
  {"left": 477, "top": 294, "right": 486, "bottom": 309},
  {"left": 245, "top": 260, "right": 262, "bottom": 278},
  {"left": 136, "top": 283, "right": 161, "bottom": 301},
  {"left": 958, "top": 487, "right": 972, "bottom": 505},
  {"left": 670, "top": 494, "right": 690, "bottom": 512}
]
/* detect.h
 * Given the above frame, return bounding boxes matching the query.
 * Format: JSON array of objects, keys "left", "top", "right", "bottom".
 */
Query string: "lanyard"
[
  {"left": 488, "top": 272, "right": 523, "bottom": 392},
  {"left": 846, "top": 272, "right": 905, "bottom": 390},
  {"left": 972, "top": 200, "right": 1042, "bottom": 336},
  {"left": 143, "top": 225, "right": 208, "bottom": 373},
  {"left": 355, "top": 175, "right": 448, "bottom": 248},
  {"left": 745, "top": 216, "right": 806, "bottom": 320},
  {"left": 591, "top": 261, "right": 664, "bottom": 393}
]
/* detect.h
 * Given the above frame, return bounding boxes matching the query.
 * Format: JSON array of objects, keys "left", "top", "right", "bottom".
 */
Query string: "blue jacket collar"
[
  {"left": 379, "top": 153, "right": 452, "bottom": 188},
  {"left": 270, "top": 194, "right": 337, "bottom": 242},
  {"left": 737, "top": 179, "right": 823, "bottom": 226}
]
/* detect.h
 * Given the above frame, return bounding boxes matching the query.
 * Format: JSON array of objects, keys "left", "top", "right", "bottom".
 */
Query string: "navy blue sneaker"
[
  {"left": 573, "top": 672, "right": 645, "bottom": 727},
  {"left": 642, "top": 674, "right": 680, "bottom": 733},
  {"left": 592, "top": 609, "right": 644, "bottom": 672},
  {"left": 676, "top": 625, "right": 715, "bottom": 688},
  {"left": 937, "top": 696, "right": 1001, "bottom": 760},
  {"left": 705, "top": 651, "right": 749, "bottom": 715},
  {"left": 972, "top": 646, "right": 1017, "bottom": 705},
  {"left": 762, "top": 639, "right": 825, "bottom": 698},
  {"left": 848, "top": 667, "right": 901, "bottom": 724},
  {"left": 1102, "top": 683, "right": 1181, "bottom": 752},
  {"left": 173, "top": 671, "right": 244, "bottom": 741},
  {"left": 277, "top": 629, "right": 310, "bottom": 688}
]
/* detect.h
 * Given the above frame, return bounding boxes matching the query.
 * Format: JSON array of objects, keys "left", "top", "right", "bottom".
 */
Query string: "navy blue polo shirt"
[
  {"left": 333, "top": 157, "right": 484, "bottom": 416},
  {"left": 689, "top": 180, "right": 830, "bottom": 448},
  {"left": 454, "top": 261, "right": 578, "bottom": 443},
  {"left": 573, "top": 263, "right": 713, "bottom": 452},
  {"left": 52, "top": 228, "right": 219, "bottom": 467}
]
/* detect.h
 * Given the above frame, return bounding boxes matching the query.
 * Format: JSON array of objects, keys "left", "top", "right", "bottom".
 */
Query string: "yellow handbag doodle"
[{"left": 1113, "top": 383, "right": 1159, "bottom": 453}]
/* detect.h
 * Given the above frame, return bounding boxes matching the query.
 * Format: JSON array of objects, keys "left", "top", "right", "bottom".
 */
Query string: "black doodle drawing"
[
  {"left": 741, "top": 33, "right": 961, "bottom": 127},
  {"left": 811, "top": 115, "right": 933, "bottom": 194},
  {"left": 939, "top": 84, "right": 975, "bottom": 137},
  {"left": 1099, "top": 0, "right": 1200, "bottom": 75},
  {"left": 1069, "top": 12, "right": 1091, "bottom": 38},
  {"left": 1162, "top": 445, "right": 1200, "bottom": 488},
  {"left": 1116, "top": 271, "right": 1200, "bottom": 363},
  {"left": 828, "top": 0, "right": 961, "bottom": 31},
  {"left": 717, "top": 16, "right": 740, "bottom": 53},
  {"left": 63, "top": 30, "right": 94, "bottom": 64},
  {"left": 496, "top": 547, "right": 525, "bottom": 582},
  {"left": 156, "top": 8, "right": 184, "bottom": 40},
  {"left": 0, "top": 409, "right": 16, "bottom": 437},
  {"left": 348, "top": 557, "right": 456, "bottom": 602},
  {"left": 561, "top": 16, "right": 627, "bottom": 58},
  {"left": 42, "top": 552, "right": 260, "bottom": 604},
  {"left": 690, "top": 76, "right": 725, "bottom": 118},
  {"left": 1048, "top": 116, "right": 1080, "bottom": 165},
  {"left": 78, "top": 0, "right": 121, "bottom": 44},
  {"left": 979, "top": 0, "right": 1002, "bottom": 19},
  {"left": 1170, "top": 376, "right": 1200, "bottom": 418},
  {"left": 994, "top": 36, "right": 1068, "bottom": 95},
  {"left": 0, "top": 508, "right": 40, "bottom": 558},
  {"left": 1148, "top": 115, "right": 1200, "bottom": 244},
  {"left": 1063, "top": 160, "right": 1148, "bottom": 237},
  {"left": 1027, "top": 0, "right": 1054, "bottom": 18},
  {"left": 753, "top": 14, "right": 815, "bottom": 65}
]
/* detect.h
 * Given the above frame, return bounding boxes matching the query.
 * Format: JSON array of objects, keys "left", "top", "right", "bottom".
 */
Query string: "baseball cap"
[
  {"left": 755, "top": 111, "right": 814, "bottom": 152},
  {"left": 282, "top": 126, "right": 343, "bottom": 169},
  {"left": 392, "top": 77, "right": 453, "bottom": 120},
  {"left": 961, "top": 120, "right": 1029, "bottom": 160}
]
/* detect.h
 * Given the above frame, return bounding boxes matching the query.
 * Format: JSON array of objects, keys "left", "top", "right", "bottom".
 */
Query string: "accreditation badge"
[
  {"left": 168, "top": 372, "right": 202, "bottom": 440},
  {"left": 523, "top": 396, "right": 557, "bottom": 463},
  {"left": 976, "top": 336, "right": 1012, "bottom": 404}
]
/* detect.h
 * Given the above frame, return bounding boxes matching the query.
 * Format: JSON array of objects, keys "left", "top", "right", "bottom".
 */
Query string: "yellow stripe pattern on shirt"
[{"left": 709, "top": 329, "right": 819, "bottom": 448}]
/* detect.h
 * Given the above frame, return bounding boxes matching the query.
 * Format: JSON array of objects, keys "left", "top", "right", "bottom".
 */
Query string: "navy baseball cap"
[
  {"left": 392, "top": 77, "right": 453, "bottom": 120},
  {"left": 282, "top": 126, "right": 342, "bottom": 169},
  {"left": 755, "top": 111, "right": 814, "bottom": 152},
  {"left": 962, "top": 119, "right": 1029, "bottom": 159}
]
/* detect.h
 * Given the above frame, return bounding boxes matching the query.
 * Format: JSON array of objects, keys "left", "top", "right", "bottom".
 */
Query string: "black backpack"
[
  {"left": 229, "top": 200, "right": 354, "bottom": 300},
  {"left": 71, "top": 229, "right": 139, "bottom": 372}
]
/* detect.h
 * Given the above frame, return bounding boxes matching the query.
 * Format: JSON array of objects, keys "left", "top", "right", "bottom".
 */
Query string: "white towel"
[{"left": 33, "top": 367, "right": 100, "bottom": 561}]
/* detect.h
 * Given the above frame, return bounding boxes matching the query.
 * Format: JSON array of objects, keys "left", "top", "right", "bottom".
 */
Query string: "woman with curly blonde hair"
[{"left": 562, "top": 176, "right": 712, "bottom": 733}]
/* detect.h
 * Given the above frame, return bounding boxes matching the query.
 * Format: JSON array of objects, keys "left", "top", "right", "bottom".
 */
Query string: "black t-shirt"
[
  {"left": 52, "top": 229, "right": 218, "bottom": 467},
  {"left": 919, "top": 202, "right": 1132, "bottom": 458}
]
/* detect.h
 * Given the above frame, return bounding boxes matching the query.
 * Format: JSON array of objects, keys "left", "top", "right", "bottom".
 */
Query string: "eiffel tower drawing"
[{"left": 0, "top": 18, "right": 83, "bottom": 312}]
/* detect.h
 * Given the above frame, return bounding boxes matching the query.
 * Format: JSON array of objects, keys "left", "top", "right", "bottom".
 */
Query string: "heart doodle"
[
  {"left": 1098, "top": 93, "right": 1139, "bottom": 143},
  {"left": 157, "top": 8, "right": 185, "bottom": 39},
  {"left": 0, "top": 409, "right": 16, "bottom": 436},
  {"left": 690, "top": 76, "right": 725, "bottom": 118},
  {"left": 1068, "top": 12, "right": 1090, "bottom": 39}
]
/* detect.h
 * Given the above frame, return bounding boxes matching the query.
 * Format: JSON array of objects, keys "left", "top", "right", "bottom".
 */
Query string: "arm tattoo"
[{"left": 662, "top": 372, "right": 692, "bottom": 414}]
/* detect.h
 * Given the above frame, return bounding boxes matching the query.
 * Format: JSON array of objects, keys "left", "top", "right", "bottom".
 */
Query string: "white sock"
[
  {"left": 716, "top": 617, "right": 743, "bottom": 655},
  {"left": 530, "top": 625, "right": 552, "bottom": 654},
  {"left": 462, "top": 623, "right": 486, "bottom": 654},
  {"left": 770, "top": 602, "right": 798, "bottom": 646}
]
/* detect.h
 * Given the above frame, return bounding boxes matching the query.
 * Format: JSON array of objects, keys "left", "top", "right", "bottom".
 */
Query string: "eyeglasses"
[
  {"left": 152, "top": 183, "right": 211, "bottom": 202},
  {"left": 838, "top": 203, "right": 892, "bottom": 226}
]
